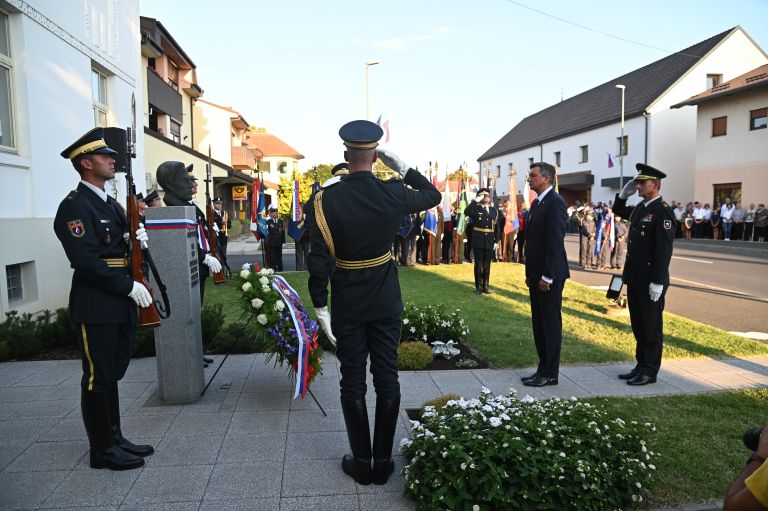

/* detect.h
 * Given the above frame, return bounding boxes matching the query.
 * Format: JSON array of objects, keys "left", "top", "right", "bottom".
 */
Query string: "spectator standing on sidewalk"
[
  {"left": 703, "top": 203, "right": 713, "bottom": 238},
  {"left": 711, "top": 204, "right": 721, "bottom": 241},
  {"left": 745, "top": 204, "right": 757, "bottom": 241},
  {"left": 673, "top": 202, "right": 684, "bottom": 238},
  {"left": 692, "top": 201, "right": 705, "bottom": 238},
  {"left": 754, "top": 204, "right": 767, "bottom": 242},
  {"left": 733, "top": 202, "right": 745, "bottom": 240},
  {"left": 721, "top": 198, "right": 735, "bottom": 240}
]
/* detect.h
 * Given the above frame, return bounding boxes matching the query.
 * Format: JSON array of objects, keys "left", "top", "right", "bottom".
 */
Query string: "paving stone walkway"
[{"left": 1, "top": 353, "right": 766, "bottom": 510}]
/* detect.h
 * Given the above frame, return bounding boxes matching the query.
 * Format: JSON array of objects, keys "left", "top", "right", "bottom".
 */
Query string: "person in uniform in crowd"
[
  {"left": 265, "top": 206, "right": 285, "bottom": 271},
  {"left": 54, "top": 128, "right": 154, "bottom": 471},
  {"left": 136, "top": 192, "right": 147, "bottom": 222},
  {"left": 613, "top": 163, "right": 675, "bottom": 386},
  {"left": 495, "top": 199, "right": 507, "bottom": 262},
  {"left": 144, "top": 190, "right": 161, "bottom": 208},
  {"left": 611, "top": 215, "right": 628, "bottom": 270},
  {"left": 597, "top": 207, "right": 614, "bottom": 270},
  {"left": 307, "top": 120, "right": 440, "bottom": 486},
  {"left": 441, "top": 206, "right": 455, "bottom": 263},
  {"left": 295, "top": 215, "right": 311, "bottom": 271},
  {"left": 212, "top": 197, "right": 232, "bottom": 276},
  {"left": 464, "top": 213, "right": 474, "bottom": 263},
  {"left": 405, "top": 213, "right": 419, "bottom": 266},
  {"left": 579, "top": 204, "right": 596, "bottom": 269},
  {"left": 521, "top": 162, "right": 569, "bottom": 387},
  {"left": 464, "top": 188, "right": 500, "bottom": 294}
]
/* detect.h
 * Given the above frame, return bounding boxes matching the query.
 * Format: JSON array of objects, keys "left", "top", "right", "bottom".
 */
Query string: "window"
[
  {"left": 706, "top": 74, "right": 723, "bottom": 89},
  {"left": 496, "top": 165, "right": 501, "bottom": 178},
  {"left": 6, "top": 263, "right": 21, "bottom": 303},
  {"left": 750, "top": 108, "right": 767, "bottom": 131},
  {"left": 170, "top": 120, "right": 181, "bottom": 143},
  {"left": 508, "top": 162, "right": 514, "bottom": 176},
  {"left": 0, "top": 10, "right": 15, "bottom": 150},
  {"left": 257, "top": 160, "right": 270, "bottom": 174},
  {"left": 91, "top": 67, "right": 108, "bottom": 127},
  {"left": 168, "top": 60, "right": 178, "bottom": 91},
  {"left": 527, "top": 157, "right": 534, "bottom": 167},
  {"left": 616, "top": 135, "right": 628, "bottom": 156},
  {"left": 579, "top": 145, "right": 588, "bottom": 163},
  {"left": 712, "top": 116, "right": 727, "bottom": 137},
  {"left": 277, "top": 161, "right": 288, "bottom": 174},
  {"left": 554, "top": 151, "right": 561, "bottom": 167}
]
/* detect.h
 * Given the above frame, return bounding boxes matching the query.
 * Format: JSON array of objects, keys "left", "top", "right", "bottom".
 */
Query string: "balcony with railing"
[
  {"left": 147, "top": 68, "right": 183, "bottom": 123},
  {"left": 231, "top": 146, "right": 257, "bottom": 171}
]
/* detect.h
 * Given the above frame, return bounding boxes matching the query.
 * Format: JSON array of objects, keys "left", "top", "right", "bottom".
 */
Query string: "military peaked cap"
[
  {"left": 476, "top": 187, "right": 491, "bottom": 197},
  {"left": 60, "top": 128, "right": 118, "bottom": 160},
  {"left": 144, "top": 190, "right": 160, "bottom": 203},
  {"left": 213, "top": 197, "right": 223, "bottom": 203},
  {"left": 339, "top": 120, "right": 383, "bottom": 150},
  {"left": 635, "top": 163, "right": 667, "bottom": 181},
  {"left": 331, "top": 162, "right": 349, "bottom": 175}
]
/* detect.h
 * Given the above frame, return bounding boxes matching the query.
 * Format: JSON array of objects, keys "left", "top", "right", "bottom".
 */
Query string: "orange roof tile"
[
  {"left": 245, "top": 131, "right": 304, "bottom": 160},
  {"left": 673, "top": 64, "right": 768, "bottom": 108}
]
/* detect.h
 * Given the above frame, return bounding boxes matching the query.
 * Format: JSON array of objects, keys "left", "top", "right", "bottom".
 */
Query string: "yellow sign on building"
[{"left": 232, "top": 185, "right": 248, "bottom": 201}]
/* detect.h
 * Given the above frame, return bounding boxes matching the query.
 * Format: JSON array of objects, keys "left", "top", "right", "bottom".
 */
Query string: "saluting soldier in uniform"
[
  {"left": 307, "top": 120, "right": 441, "bottom": 486},
  {"left": 579, "top": 204, "right": 596, "bottom": 269},
  {"left": 464, "top": 188, "right": 500, "bottom": 294},
  {"left": 612, "top": 164, "right": 675, "bottom": 386},
  {"left": 54, "top": 128, "right": 154, "bottom": 470}
]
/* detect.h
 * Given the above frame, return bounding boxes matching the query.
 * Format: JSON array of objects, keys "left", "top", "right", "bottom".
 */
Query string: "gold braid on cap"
[
  {"left": 67, "top": 140, "right": 108, "bottom": 159},
  {"left": 313, "top": 191, "right": 335, "bottom": 258},
  {"left": 343, "top": 141, "right": 379, "bottom": 150}
]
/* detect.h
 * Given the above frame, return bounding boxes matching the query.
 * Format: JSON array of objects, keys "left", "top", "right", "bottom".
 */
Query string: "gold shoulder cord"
[{"left": 314, "top": 190, "right": 336, "bottom": 258}]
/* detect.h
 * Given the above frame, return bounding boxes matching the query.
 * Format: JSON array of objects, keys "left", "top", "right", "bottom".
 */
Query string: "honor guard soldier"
[
  {"left": 308, "top": 120, "right": 441, "bottom": 485},
  {"left": 212, "top": 197, "right": 232, "bottom": 276},
  {"left": 265, "top": 206, "right": 285, "bottom": 271},
  {"left": 464, "top": 188, "right": 500, "bottom": 294},
  {"left": 579, "top": 204, "right": 596, "bottom": 269},
  {"left": 612, "top": 164, "right": 675, "bottom": 386},
  {"left": 54, "top": 128, "right": 154, "bottom": 470},
  {"left": 144, "top": 189, "right": 161, "bottom": 208}
]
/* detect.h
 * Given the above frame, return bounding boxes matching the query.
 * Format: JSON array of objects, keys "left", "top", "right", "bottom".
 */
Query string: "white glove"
[
  {"left": 128, "top": 281, "right": 152, "bottom": 308},
  {"left": 314, "top": 306, "right": 336, "bottom": 347},
  {"left": 619, "top": 179, "right": 637, "bottom": 200},
  {"left": 649, "top": 282, "right": 663, "bottom": 302},
  {"left": 212, "top": 223, "right": 220, "bottom": 234},
  {"left": 135, "top": 223, "right": 149, "bottom": 250},
  {"left": 204, "top": 253, "right": 222, "bottom": 273},
  {"left": 493, "top": 243, "right": 499, "bottom": 252},
  {"left": 376, "top": 148, "right": 409, "bottom": 178}
]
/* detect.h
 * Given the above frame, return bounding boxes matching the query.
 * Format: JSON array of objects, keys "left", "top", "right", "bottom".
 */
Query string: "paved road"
[{"left": 563, "top": 235, "right": 768, "bottom": 335}]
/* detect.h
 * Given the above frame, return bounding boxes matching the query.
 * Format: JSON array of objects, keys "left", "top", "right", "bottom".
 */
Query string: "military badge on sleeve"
[
  {"left": 67, "top": 220, "right": 85, "bottom": 237},
  {"left": 664, "top": 220, "right": 672, "bottom": 230}
]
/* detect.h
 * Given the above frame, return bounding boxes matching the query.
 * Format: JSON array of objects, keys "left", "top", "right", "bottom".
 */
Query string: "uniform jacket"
[
  {"left": 615, "top": 219, "right": 629, "bottom": 242},
  {"left": 613, "top": 195, "right": 675, "bottom": 288},
  {"left": 214, "top": 209, "right": 231, "bottom": 237},
  {"left": 265, "top": 217, "right": 285, "bottom": 248},
  {"left": 53, "top": 183, "right": 136, "bottom": 324},
  {"left": 580, "top": 212, "right": 596, "bottom": 237},
  {"left": 464, "top": 202, "right": 500, "bottom": 249},
  {"left": 523, "top": 190, "right": 570, "bottom": 282},
  {"left": 308, "top": 169, "right": 440, "bottom": 322}
]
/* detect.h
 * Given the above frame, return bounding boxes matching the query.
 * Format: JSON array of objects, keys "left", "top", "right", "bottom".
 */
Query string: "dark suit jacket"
[
  {"left": 54, "top": 183, "right": 136, "bottom": 324},
  {"left": 524, "top": 189, "right": 570, "bottom": 283}
]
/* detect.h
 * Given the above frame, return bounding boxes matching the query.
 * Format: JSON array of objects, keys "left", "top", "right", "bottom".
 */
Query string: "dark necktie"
[{"left": 529, "top": 199, "right": 539, "bottom": 222}]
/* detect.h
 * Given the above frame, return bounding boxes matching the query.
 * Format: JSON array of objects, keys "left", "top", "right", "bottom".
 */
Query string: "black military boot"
[
  {"left": 340, "top": 398, "right": 372, "bottom": 485},
  {"left": 372, "top": 395, "right": 401, "bottom": 485},
  {"left": 81, "top": 390, "right": 144, "bottom": 470},
  {"left": 482, "top": 279, "right": 491, "bottom": 294},
  {"left": 108, "top": 384, "right": 154, "bottom": 457}
]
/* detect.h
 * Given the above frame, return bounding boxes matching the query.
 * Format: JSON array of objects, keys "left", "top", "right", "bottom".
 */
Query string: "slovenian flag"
[
  {"left": 607, "top": 153, "right": 615, "bottom": 169},
  {"left": 376, "top": 114, "right": 390, "bottom": 144},
  {"left": 250, "top": 179, "right": 268, "bottom": 239},
  {"left": 288, "top": 179, "right": 305, "bottom": 241}
]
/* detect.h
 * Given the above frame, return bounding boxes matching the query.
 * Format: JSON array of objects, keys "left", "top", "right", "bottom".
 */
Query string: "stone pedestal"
[{"left": 145, "top": 206, "right": 204, "bottom": 404}]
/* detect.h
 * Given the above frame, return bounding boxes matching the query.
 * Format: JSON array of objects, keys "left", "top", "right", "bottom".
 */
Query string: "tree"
[
  {"left": 373, "top": 160, "right": 398, "bottom": 181},
  {"left": 277, "top": 164, "right": 334, "bottom": 217}
]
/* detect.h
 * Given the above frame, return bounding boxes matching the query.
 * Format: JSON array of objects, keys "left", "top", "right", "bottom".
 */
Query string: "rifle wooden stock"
[
  {"left": 207, "top": 202, "right": 225, "bottom": 284},
  {"left": 127, "top": 194, "right": 161, "bottom": 327}
]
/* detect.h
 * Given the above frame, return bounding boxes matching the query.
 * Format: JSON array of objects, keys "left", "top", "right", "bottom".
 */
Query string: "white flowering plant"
[
  {"left": 237, "top": 263, "right": 322, "bottom": 386},
  {"left": 401, "top": 302, "right": 468, "bottom": 347},
  {"left": 400, "top": 388, "right": 657, "bottom": 510}
]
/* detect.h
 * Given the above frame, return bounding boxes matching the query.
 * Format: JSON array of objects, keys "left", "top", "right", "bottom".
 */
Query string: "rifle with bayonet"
[{"left": 205, "top": 145, "right": 225, "bottom": 284}]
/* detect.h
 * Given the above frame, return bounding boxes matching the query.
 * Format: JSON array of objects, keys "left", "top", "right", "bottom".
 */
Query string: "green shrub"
[
  {"left": 421, "top": 393, "right": 460, "bottom": 415},
  {"left": 38, "top": 308, "right": 77, "bottom": 349},
  {"left": 0, "top": 311, "right": 42, "bottom": 360},
  {"left": 230, "top": 220, "right": 242, "bottom": 237},
  {"left": 132, "top": 327, "right": 156, "bottom": 357},
  {"left": 211, "top": 322, "right": 259, "bottom": 353},
  {"left": 201, "top": 303, "right": 225, "bottom": 345},
  {"left": 402, "top": 388, "right": 658, "bottom": 510},
  {"left": 455, "top": 358, "right": 479, "bottom": 369},
  {"left": 401, "top": 302, "right": 469, "bottom": 343},
  {"left": 397, "top": 341, "right": 433, "bottom": 369}
]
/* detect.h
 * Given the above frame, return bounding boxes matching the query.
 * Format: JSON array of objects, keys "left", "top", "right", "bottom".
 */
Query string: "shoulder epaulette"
[
  {"left": 662, "top": 202, "right": 670, "bottom": 208},
  {"left": 65, "top": 190, "right": 78, "bottom": 200},
  {"left": 386, "top": 177, "right": 403, "bottom": 183}
]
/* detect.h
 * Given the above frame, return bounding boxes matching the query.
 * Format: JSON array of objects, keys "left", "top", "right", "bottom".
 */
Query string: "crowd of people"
[{"left": 672, "top": 199, "right": 767, "bottom": 241}]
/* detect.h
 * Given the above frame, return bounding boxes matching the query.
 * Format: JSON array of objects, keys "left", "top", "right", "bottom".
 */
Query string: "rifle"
[
  {"left": 125, "top": 97, "right": 161, "bottom": 327},
  {"left": 205, "top": 145, "right": 225, "bottom": 284}
]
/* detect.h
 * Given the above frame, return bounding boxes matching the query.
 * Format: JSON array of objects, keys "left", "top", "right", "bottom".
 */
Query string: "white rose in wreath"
[
  {"left": 242, "top": 282, "right": 252, "bottom": 292},
  {"left": 258, "top": 268, "right": 268, "bottom": 276},
  {"left": 274, "top": 300, "right": 285, "bottom": 312},
  {"left": 256, "top": 314, "right": 268, "bottom": 325},
  {"left": 240, "top": 269, "right": 250, "bottom": 279},
  {"left": 251, "top": 298, "right": 264, "bottom": 309},
  {"left": 266, "top": 269, "right": 275, "bottom": 276},
  {"left": 261, "top": 285, "right": 271, "bottom": 293},
  {"left": 241, "top": 263, "right": 251, "bottom": 271},
  {"left": 259, "top": 276, "right": 269, "bottom": 285}
]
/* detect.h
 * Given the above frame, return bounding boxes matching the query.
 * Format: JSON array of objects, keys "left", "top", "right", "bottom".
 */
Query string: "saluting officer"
[
  {"left": 464, "top": 188, "right": 500, "bottom": 294},
  {"left": 307, "top": 120, "right": 440, "bottom": 486},
  {"left": 612, "top": 164, "right": 675, "bottom": 386},
  {"left": 54, "top": 128, "right": 154, "bottom": 470},
  {"left": 579, "top": 204, "right": 596, "bottom": 269}
]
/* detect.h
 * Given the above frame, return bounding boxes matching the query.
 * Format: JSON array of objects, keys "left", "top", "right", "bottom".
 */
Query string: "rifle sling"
[{"left": 143, "top": 249, "right": 171, "bottom": 319}]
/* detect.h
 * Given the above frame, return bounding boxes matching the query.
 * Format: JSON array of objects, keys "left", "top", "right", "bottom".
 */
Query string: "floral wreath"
[{"left": 237, "top": 263, "right": 322, "bottom": 398}]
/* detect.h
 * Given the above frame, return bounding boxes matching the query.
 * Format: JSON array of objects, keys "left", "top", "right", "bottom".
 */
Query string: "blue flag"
[
  {"left": 423, "top": 207, "right": 438, "bottom": 236},
  {"left": 256, "top": 181, "right": 268, "bottom": 239},
  {"left": 288, "top": 179, "right": 305, "bottom": 241}
]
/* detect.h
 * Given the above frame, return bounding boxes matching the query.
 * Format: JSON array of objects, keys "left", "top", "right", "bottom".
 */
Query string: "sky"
[{"left": 141, "top": 0, "right": 768, "bottom": 177}]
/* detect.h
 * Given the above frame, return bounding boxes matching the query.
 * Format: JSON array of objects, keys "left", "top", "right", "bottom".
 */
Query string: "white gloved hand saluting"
[
  {"left": 128, "top": 281, "right": 152, "bottom": 308},
  {"left": 135, "top": 223, "right": 149, "bottom": 250},
  {"left": 649, "top": 283, "right": 663, "bottom": 302},
  {"left": 474, "top": 194, "right": 485, "bottom": 203},
  {"left": 314, "top": 306, "right": 336, "bottom": 347},
  {"left": 376, "top": 148, "right": 409, "bottom": 178},
  {"left": 619, "top": 179, "right": 637, "bottom": 200},
  {"left": 204, "top": 254, "right": 222, "bottom": 273}
]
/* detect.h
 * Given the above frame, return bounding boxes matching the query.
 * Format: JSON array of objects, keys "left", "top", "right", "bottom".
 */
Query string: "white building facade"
[{"left": 0, "top": 0, "right": 143, "bottom": 317}]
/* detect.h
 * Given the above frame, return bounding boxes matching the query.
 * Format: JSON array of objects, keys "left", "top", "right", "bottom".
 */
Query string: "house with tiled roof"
[
  {"left": 478, "top": 27, "right": 767, "bottom": 206},
  {"left": 672, "top": 64, "right": 768, "bottom": 207},
  {"left": 244, "top": 128, "right": 304, "bottom": 197}
]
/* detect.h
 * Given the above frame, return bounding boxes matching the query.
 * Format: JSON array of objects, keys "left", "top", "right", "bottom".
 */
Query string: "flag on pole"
[
  {"left": 523, "top": 180, "right": 536, "bottom": 209},
  {"left": 456, "top": 179, "right": 469, "bottom": 233},
  {"left": 607, "top": 153, "right": 615, "bottom": 169},
  {"left": 250, "top": 179, "right": 268, "bottom": 239},
  {"left": 504, "top": 196, "right": 519, "bottom": 234},
  {"left": 423, "top": 206, "right": 438, "bottom": 236},
  {"left": 288, "top": 179, "right": 305, "bottom": 241},
  {"left": 376, "top": 114, "right": 391, "bottom": 144},
  {"left": 441, "top": 184, "right": 453, "bottom": 229}
]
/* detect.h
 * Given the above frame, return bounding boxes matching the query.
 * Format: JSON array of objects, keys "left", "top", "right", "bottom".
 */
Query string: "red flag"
[{"left": 250, "top": 179, "right": 262, "bottom": 240}]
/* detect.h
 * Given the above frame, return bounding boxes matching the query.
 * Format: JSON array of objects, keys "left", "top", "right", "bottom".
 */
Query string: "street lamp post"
[
  {"left": 616, "top": 84, "right": 626, "bottom": 187},
  {"left": 365, "top": 60, "right": 379, "bottom": 121}
]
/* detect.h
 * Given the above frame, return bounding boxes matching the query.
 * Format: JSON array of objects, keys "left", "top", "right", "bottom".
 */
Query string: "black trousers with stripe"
[{"left": 75, "top": 323, "right": 135, "bottom": 392}]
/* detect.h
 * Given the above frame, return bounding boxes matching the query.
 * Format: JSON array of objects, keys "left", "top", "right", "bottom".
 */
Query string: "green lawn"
[
  {"left": 591, "top": 388, "right": 768, "bottom": 507},
  {"left": 206, "top": 263, "right": 768, "bottom": 368}
]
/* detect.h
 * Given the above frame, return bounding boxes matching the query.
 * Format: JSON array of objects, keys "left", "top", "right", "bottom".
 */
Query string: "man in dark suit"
[
  {"left": 54, "top": 128, "right": 154, "bottom": 470},
  {"left": 464, "top": 188, "right": 499, "bottom": 294},
  {"left": 308, "top": 120, "right": 440, "bottom": 486},
  {"left": 612, "top": 164, "right": 675, "bottom": 386},
  {"left": 522, "top": 162, "right": 570, "bottom": 387},
  {"left": 265, "top": 206, "right": 285, "bottom": 271}
]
